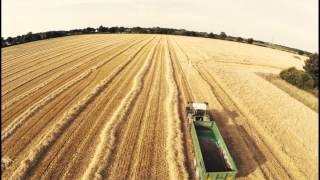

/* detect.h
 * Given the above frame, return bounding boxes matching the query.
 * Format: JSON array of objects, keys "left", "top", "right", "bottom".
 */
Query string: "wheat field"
[{"left": 1, "top": 34, "right": 318, "bottom": 180}]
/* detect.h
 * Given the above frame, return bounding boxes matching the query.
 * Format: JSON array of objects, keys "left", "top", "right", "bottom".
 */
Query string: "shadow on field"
[{"left": 209, "top": 109, "right": 267, "bottom": 178}]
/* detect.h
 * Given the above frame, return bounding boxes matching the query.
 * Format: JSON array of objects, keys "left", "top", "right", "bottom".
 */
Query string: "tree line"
[{"left": 1, "top": 26, "right": 311, "bottom": 56}]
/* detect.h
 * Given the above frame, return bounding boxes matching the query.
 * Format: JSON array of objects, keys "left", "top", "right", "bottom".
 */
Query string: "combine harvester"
[{"left": 186, "top": 102, "right": 238, "bottom": 180}]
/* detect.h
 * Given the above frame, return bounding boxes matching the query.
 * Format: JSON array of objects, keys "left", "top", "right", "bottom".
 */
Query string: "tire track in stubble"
[
  {"left": 164, "top": 37, "right": 189, "bottom": 180},
  {"left": 1, "top": 37, "right": 154, "bottom": 177},
  {"left": 127, "top": 38, "right": 166, "bottom": 180},
  {"left": 81, "top": 38, "right": 160, "bottom": 180},
  {"left": 167, "top": 37, "right": 197, "bottom": 180},
  {"left": 104, "top": 38, "right": 163, "bottom": 180},
  {"left": 33, "top": 37, "right": 156, "bottom": 180}
]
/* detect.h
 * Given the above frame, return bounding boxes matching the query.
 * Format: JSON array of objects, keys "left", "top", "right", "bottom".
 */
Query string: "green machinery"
[{"left": 186, "top": 102, "right": 238, "bottom": 180}]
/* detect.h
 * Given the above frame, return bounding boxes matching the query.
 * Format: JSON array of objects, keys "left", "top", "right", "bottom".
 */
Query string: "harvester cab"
[{"left": 186, "top": 101, "right": 210, "bottom": 123}]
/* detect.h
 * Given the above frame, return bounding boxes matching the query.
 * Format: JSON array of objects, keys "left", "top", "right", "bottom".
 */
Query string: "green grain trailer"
[{"left": 186, "top": 102, "right": 238, "bottom": 180}]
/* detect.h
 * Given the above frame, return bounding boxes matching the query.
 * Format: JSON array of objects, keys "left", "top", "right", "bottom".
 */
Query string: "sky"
[{"left": 2, "top": 0, "right": 318, "bottom": 52}]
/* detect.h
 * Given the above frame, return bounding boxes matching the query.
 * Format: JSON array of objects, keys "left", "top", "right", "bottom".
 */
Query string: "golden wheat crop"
[{"left": 1, "top": 34, "right": 317, "bottom": 180}]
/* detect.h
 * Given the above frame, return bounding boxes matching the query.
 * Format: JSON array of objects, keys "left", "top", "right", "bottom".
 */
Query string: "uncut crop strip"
[
  {"left": 1, "top": 37, "right": 142, "bottom": 111},
  {"left": 34, "top": 38, "right": 157, "bottom": 180},
  {"left": 9, "top": 36, "right": 157, "bottom": 180},
  {"left": 2, "top": 36, "right": 125, "bottom": 86},
  {"left": 1, "top": 37, "right": 152, "bottom": 142},
  {"left": 1, "top": 36, "right": 141, "bottom": 99},
  {"left": 81, "top": 39, "right": 159, "bottom": 180},
  {"left": 1, "top": 36, "right": 124, "bottom": 79}
]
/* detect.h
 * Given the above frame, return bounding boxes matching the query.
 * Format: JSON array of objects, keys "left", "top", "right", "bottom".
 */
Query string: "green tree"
[
  {"left": 236, "top": 37, "right": 243, "bottom": 42},
  {"left": 219, "top": 32, "right": 227, "bottom": 39},
  {"left": 297, "top": 50, "right": 304, "bottom": 55},
  {"left": 98, "top": 25, "right": 105, "bottom": 32},
  {"left": 1, "top": 37, "right": 6, "bottom": 47},
  {"left": 208, "top": 33, "right": 216, "bottom": 38},
  {"left": 247, "top": 38, "right": 254, "bottom": 44},
  {"left": 6, "top": 37, "right": 14, "bottom": 45},
  {"left": 303, "top": 53, "right": 319, "bottom": 87},
  {"left": 280, "top": 67, "right": 314, "bottom": 89}
]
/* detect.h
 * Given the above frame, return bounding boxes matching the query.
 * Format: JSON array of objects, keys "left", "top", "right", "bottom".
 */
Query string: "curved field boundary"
[
  {"left": 1, "top": 37, "right": 142, "bottom": 110},
  {"left": 81, "top": 38, "right": 159, "bottom": 180}
]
